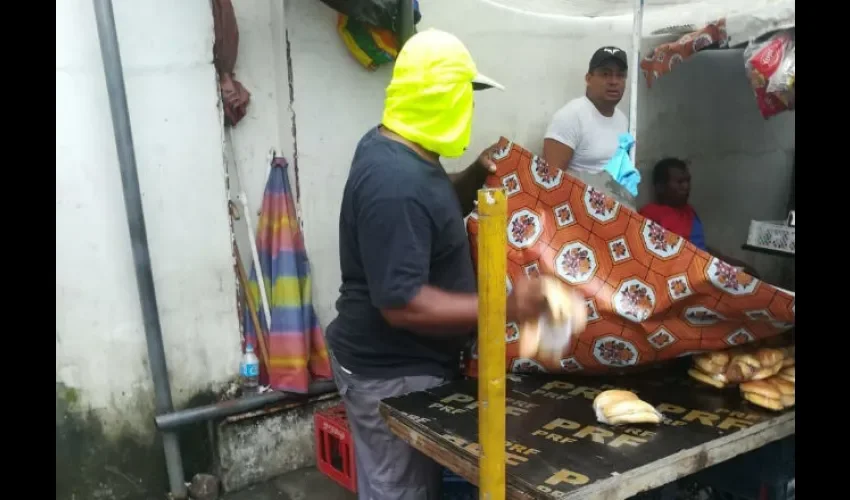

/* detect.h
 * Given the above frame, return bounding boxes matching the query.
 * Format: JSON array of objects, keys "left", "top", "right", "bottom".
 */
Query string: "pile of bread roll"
[
  {"left": 688, "top": 345, "right": 794, "bottom": 387},
  {"left": 687, "top": 351, "right": 733, "bottom": 389},
  {"left": 687, "top": 343, "right": 795, "bottom": 411},
  {"left": 592, "top": 390, "right": 662, "bottom": 425},
  {"left": 740, "top": 366, "right": 795, "bottom": 411}
]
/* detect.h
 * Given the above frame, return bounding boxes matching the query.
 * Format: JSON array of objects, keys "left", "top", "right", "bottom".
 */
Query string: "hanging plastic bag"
[
  {"left": 319, "top": 0, "right": 421, "bottom": 32},
  {"left": 603, "top": 133, "right": 641, "bottom": 197},
  {"left": 744, "top": 29, "right": 795, "bottom": 119},
  {"left": 337, "top": 14, "right": 402, "bottom": 70}
]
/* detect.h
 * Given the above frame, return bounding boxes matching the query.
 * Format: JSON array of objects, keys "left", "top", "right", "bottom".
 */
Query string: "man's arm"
[
  {"left": 543, "top": 138, "right": 575, "bottom": 171},
  {"left": 358, "top": 196, "right": 546, "bottom": 335},
  {"left": 391, "top": 277, "right": 545, "bottom": 334},
  {"left": 448, "top": 158, "right": 491, "bottom": 217},
  {"left": 542, "top": 104, "right": 581, "bottom": 170},
  {"left": 384, "top": 285, "right": 480, "bottom": 334}
]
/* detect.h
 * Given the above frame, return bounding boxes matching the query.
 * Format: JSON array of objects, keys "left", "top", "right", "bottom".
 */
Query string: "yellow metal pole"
[{"left": 477, "top": 188, "right": 507, "bottom": 500}]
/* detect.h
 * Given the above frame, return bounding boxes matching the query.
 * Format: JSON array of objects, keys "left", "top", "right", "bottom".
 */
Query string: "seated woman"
[{"left": 639, "top": 158, "right": 758, "bottom": 277}]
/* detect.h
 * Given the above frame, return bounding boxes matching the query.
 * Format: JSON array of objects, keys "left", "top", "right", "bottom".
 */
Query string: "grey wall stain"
[{"left": 56, "top": 383, "right": 218, "bottom": 500}]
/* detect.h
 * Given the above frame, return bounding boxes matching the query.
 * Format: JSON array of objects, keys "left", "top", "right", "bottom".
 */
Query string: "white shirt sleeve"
[{"left": 544, "top": 103, "right": 582, "bottom": 150}]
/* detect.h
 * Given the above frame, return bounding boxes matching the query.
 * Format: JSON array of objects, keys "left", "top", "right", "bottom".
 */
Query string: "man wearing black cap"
[{"left": 543, "top": 46, "right": 634, "bottom": 205}]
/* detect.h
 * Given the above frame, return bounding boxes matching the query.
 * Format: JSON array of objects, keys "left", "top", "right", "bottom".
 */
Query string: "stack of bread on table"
[
  {"left": 740, "top": 365, "right": 794, "bottom": 411},
  {"left": 592, "top": 389, "right": 662, "bottom": 425},
  {"left": 687, "top": 344, "right": 795, "bottom": 412}
]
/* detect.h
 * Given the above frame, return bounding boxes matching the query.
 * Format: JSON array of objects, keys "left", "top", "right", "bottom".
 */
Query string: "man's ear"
[{"left": 585, "top": 72, "right": 592, "bottom": 84}]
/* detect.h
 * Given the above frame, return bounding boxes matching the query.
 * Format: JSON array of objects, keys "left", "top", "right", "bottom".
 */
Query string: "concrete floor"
[{"left": 221, "top": 467, "right": 355, "bottom": 500}]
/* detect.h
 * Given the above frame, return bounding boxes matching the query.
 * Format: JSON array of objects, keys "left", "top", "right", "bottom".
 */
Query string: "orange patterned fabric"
[
  {"left": 465, "top": 138, "right": 794, "bottom": 376},
  {"left": 640, "top": 19, "right": 728, "bottom": 88}
]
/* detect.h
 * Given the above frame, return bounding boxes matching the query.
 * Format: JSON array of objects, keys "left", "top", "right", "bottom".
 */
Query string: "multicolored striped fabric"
[
  {"left": 336, "top": 1, "right": 421, "bottom": 70},
  {"left": 243, "top": 157, "right": 331, "bottom": 393},
  {"left": 337, "top": 14, "right": 399, "bottom": 70}
]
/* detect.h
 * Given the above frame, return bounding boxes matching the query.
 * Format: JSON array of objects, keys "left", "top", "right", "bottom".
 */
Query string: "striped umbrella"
[{"left": 243, "top": 156, "right": 331, "bottom": 393}]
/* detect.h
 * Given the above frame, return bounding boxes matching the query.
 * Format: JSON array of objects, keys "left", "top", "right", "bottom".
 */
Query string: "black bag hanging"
[{"left": 317, "top": 0, "right": 421, "bottom": 32}]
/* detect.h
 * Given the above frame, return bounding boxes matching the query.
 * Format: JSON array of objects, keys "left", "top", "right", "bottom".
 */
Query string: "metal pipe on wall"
[
  {"left": 155, "top": 379, "right": 338, "bottom": 432},
  {"left": 628, "top": 0, "right": 645, "bottom": 163},
  {"left": 91, "top": 1, "right": 188, "bottom": 498},
  {"left": 398, "top": 0, "right": 415, "bottom": 46}
]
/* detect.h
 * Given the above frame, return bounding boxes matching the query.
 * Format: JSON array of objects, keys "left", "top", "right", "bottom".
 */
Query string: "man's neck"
[
  {"left": 379, "top": 125, "right": 440, "bottom": 165},
  {"left": 585, "top": 94, "right": 616, "bottom": 117}
]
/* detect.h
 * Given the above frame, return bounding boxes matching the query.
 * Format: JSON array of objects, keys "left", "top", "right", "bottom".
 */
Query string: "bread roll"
[
  {"left": 725, "top": 362, "right": 751, "bottom": 383},
  {"left": 688, "top": 368, "right": 726, "bottom": 389},
  {"left": 518, "top": 317, "right": 572, "bottom": 367},
  {"left": 541, "top": 276, "right": 588, "bottom": 332},
  {"left": 755, "top": 348, "right": 784, "bottom": 368},
  {"left": 751, "top": 362, "right": 783, "bottom": 381},
  {"left": 592, "top": 389, "right": 663, "bottom": 426},
  {"left": 593, "top": 389, "right": 638, "bottom": 422},
  {"left": 779, "top": 346, "right": 795, "bottom": 368},
  {"left": 694, "top": 352, "right": 730, "bottom": 375},
  {"left": 769, "top": 376, "right": 793, "bottom": 392},
  {"left": 767, "top": 377, "right": 794, "bottom": 407},
  {"left": 602, "top": 399, "right": 662, "bottom": 425},
  {"left": 593, "top": 390, "right": 637, "bottom": 410},
  {"left": 517, "top": 318, "right": 545, "bottom": 360},
  {"left": 740, "top": 378, "right": 793, "bottom": 411},
  {"left": 740, "top": 379, "right": 779, "bottom": 398},
  {"left": 742, "top": 391, "right": 784, "bottom": 411},
  {"left": 725, "top": 353, "right": 765, "bottom": 382},
  {"left": 518, "top": 277, "right": 587, "bottom": 363},
  {"left": 734, "top": 354, "right": 761, "bottom": 369},
  {"left": 778, "top": 366, "right": 795, "bottom": 384}
]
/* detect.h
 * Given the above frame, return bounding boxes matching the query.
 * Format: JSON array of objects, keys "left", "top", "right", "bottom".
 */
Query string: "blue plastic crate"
[{"left": 441, "top": 468, "right": 477, "bottom": 500}]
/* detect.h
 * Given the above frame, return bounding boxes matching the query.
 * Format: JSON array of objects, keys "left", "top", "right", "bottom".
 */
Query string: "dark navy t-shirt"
[{"left": 325, "top": 127, "right": 477, "bottom": 380}]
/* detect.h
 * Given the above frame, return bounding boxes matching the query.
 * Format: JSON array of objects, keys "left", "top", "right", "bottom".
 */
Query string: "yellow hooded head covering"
[{"left": 381, "top": 29, "right": 504, "bottom": 158}]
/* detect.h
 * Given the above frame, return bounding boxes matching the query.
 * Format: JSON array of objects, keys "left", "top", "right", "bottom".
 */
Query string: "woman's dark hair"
[{"left": 652, "top": 157, "right": 688, "bottom": 186}]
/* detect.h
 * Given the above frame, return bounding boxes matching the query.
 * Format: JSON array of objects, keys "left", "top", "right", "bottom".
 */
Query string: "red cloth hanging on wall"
[{"left": 212, "top": 0, "right": 250, "bottom": 126}]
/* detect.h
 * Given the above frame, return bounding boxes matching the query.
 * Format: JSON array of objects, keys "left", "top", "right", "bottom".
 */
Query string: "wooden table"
[{"left": 379, "top": 363, "right": 795, "bottom": 499}]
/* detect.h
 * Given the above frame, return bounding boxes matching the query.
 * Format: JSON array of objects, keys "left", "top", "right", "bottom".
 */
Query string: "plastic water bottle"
[{"left": 240, "top": 344, "right": 260, "bottom": 395}]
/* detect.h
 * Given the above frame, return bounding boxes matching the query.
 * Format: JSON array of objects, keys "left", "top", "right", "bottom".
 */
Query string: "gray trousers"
[{"left": 330, "top": 355, "right": 446, "bottom": 500}]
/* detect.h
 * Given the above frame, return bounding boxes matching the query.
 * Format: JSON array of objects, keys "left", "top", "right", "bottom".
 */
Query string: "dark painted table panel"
[{"left": 380, "top": 363, "right": 794, "bottom": 499}]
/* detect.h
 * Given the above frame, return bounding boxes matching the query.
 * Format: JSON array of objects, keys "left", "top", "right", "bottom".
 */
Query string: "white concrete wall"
[
  {"left": 226, "top": 0, "right": 300, "bottom": 275},
  {"left": 56, "top": 0, "right": 241, "bottom": 435},
  {"left": 231, "top": 0, "right": 795, "bottom": 326}
]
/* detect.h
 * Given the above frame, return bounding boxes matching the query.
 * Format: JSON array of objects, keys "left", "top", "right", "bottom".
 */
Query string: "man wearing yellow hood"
[{"left": 325, "top": 29, "right": 550, "bottom": 498}]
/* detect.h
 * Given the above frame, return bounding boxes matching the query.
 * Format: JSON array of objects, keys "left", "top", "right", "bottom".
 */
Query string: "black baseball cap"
[{"left": 588, "top": 46, "right": 628, "bottom": 71}]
